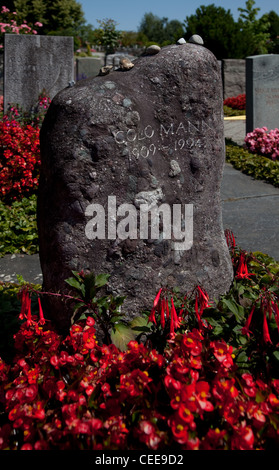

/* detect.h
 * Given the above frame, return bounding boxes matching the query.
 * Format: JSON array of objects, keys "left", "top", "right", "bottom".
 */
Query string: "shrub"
[
  {"left": 226, "top": 140, "right": 279, "bottom": 187},
  {"left": 224, "top": 94, "right": 246, "bottom": 110},
  {"left": 0, "top": 195, "right": 38, "bottom": 257},
  {"left": 0, "top": 118, "right": 40, "bottom": 200},
  {"left": 0, "top": 94, "right": 50, "bottom": 202},
  {"left": 245, "top": 127, "right": 279, "bottom": 161},
  {"left": 0, "top": 5, "right": 43, "bottom": 49}
]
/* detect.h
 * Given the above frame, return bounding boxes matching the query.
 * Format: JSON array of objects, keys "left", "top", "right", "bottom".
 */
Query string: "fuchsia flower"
[{"left": 235, "top": 252, "right": 255, "bottom": 279}]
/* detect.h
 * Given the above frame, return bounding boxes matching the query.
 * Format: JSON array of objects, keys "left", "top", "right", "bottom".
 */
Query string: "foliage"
[
  {"left": 0, "top": 195, "right": 38, "bottom": 257},
  {"left": 0, "top": 240, "right": 279, "bottom": 449},
  {"left": 0, "top": 117, "right": 40, "bottom": 200},
  {"left": 88, "top": 18, "right": 122, "bottom": 55},
  {"left": 64, "top": 270, "right": 126, "bottom": 344},
  {"left": 224, "top": 94, "right": 246, "bottom": 111},
  {"left": 263, "top": 10, "right": 279, "bottom": 53},
  {"left": 224, "top": 106, "right": 246, "bottom": 117},
  {"left": 237, "top": 0, "right": 270, "bottom": 56},
  {"left": 226, "top": 140, "right": 279, "bottom": 187},
  {"left": 4, "top": 0, "right": 85, "bottom": 36},
  {"left": 185, "top": 4, "right": 240, "bottom": 59},
  {"left": 138, "top": 13, "right": 185, "bottom": 47},
  {"left": 245, "top": 127, "right": 279, "bottom": 161},
  {"left": 0, "top": 5, "right": 43, "bottom": 48},
  {"left": 0, "top": 278, "right": 41, "bottom": 362},
  {"left": 184, "top": 1, "right": 272, "bottom": 59},
  {"left": 0, "top": 94, "right": 50, "bottom": 202}
]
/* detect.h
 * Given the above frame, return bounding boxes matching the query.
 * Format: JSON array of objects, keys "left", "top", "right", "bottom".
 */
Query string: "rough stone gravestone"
[
  {"left": 38, "top": 43, "right": 233, "bottom": 331},
  {"left": 4, "top": 34, "right": 74, "bottom": 112},
  {"left": 246, "top": 54, "right": 279, "bottom": 133},
  {"left": 76, "top": 57, "right": 102, "bottom": 81}
]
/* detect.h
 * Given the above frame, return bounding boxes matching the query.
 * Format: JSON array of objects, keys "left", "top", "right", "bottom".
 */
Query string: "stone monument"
[
  {"left": 246, "top": 54, "right": 279, "bottom": 133},
  {"left": 38, "top": 42, "right": 233, "bottom": 331},
  {"left": 4, "top": 34, "right": 74, "bottom": 112},
  {"left": 75, "top": 57, "right": 102, "bottom": 81}
]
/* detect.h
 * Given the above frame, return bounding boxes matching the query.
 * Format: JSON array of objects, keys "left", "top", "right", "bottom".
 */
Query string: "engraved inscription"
[{"left": 112, "top": 118, "right": 213, "bottom": 160}]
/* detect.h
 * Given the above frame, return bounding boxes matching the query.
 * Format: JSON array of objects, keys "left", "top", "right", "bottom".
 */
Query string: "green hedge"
[
  {"left": 0, "top": 195, "right": 38, "bottom": 257},
  {"left": 226, "top": 141, "right": 279, "bottom": 187}
]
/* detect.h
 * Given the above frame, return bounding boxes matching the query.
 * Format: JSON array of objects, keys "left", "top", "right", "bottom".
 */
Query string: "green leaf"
[
  {"left": 95, "top": 273, "right": 110, "bottom": 288},
  {"left": 130, "top": 315, "right": 151, "bottom": 332},
  {"left": 222, "top": 298, "right": 244, "bottom": 322},
  {"left": 65, "top": 277, "right": 83, "bottom": 291},
  {"left": 110, "top": 323, "right": 136, "bottom": 351}
]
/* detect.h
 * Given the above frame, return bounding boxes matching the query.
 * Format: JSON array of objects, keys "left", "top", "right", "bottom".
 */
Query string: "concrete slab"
[
  {"left": 224, "top": 117, "right": 246, "bottom": 146},
  {"left": 0, "top": 253, "right": 42, "bottom": 284},
  {"left": 222, "top": 164, "right": 279, "bottom": 261}
]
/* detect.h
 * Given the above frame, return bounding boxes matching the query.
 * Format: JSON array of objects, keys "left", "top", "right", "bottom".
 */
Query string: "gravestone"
[
  {"left": 4, "top": 34, "right": 74, "bottom": 112},
  {"left": 76, "top": 57, "right": 102, "bottom": 81},
  {"left": 38, "top": 43, "right": 233, "bottom": 331},
  {"left": 222, "top": 59, "right": 245, "bottom": 99},
  {"left": 246, "top": 54, "right": 279, "bottom": 133}
]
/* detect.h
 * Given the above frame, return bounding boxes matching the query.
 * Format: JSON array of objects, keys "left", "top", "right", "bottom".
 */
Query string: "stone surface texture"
[
  {"left": 222, "top": 59, "right": 245, "bottom": 99},
  {"left": 4, "top": 34, "right": 74, "bottom": 112},
  {"left": 246, "top": 54, "right": 279, "bottom": 133},
  {"left": 38, "top": 43, "right": 233, "bottom": 330}
]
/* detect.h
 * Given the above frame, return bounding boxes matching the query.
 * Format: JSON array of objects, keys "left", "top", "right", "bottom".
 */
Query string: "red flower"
[
  {"left": 38, "top": 297, "right": 45, "bottom": 325},
  {"left": 263, "top": 312, "right": 272, "bottom": 344},
  {"left": 235, "top": 253, "right": 254, "bottom": 279},
  {"left": 195, "top": 381, "right": 214, "bottom": 412},
  {"left": 153, "top": 288, "right": 162, "bottom": 307},
  {"left": 210, "top": 340, "right": 234, "bottom": 368},
  {"left": 241, "top": 305, "right": 255, "bottom": 337}
]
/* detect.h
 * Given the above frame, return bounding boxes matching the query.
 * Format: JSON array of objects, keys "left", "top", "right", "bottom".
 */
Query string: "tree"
[
  {"left": 93, "top": 19, "right": 122, "bottom": 55},
  {"left": 184, "top": 4, "right": 241, "bottom": 59},
  {"left": 138, "top": 12, "right": 185, "bottom": 46},
  {"left": 237, "top": 0, "right": 270, "bottom": 56},
  {"left": 260, "top": 10, "right": 279, "bottom": 53},
  {"left": 5, "top": 0, "right": 86, "bottom": 36}
]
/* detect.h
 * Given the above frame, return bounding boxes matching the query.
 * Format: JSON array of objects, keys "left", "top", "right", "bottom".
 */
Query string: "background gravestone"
[
  {"left": 4, "top": 34, "right": 74, "bottom": 112},
  {"left": 246, "top": 54, "right": 279, "bottom": 133},
  {"left": 38, "top": 43, "right": 233, "bottom": 331},
  {"left": 222, "top": 59, "right": 245, "bottom": 99},
  {"left": 75, "top": 56, "right": 102, "bottom": 81}
]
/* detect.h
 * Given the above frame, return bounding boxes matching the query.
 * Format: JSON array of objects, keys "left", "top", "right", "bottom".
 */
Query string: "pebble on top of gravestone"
[{"left": 38, "top": 38, "right": 233, "bottom": 331}]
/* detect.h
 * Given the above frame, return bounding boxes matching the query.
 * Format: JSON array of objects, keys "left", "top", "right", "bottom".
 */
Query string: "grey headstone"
[
  {"left": 38, "top": 43, "right": 233, "bottom": 331},
  {"left": 76, "top": 57, "right": 102, "bottom": 81},
  {"left": 222, "top": 59, "right": 245, "bottom": 99},
  {"left": 4, "top": 34, "right": 74, "bottom": 112},
  {"left": 246, "top": 54, "right": 279, "bottom": 133}
]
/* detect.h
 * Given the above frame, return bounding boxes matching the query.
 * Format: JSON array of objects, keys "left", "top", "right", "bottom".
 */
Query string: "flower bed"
[
  {"left": 224, "top": 94, "right": 246, "bottom": 111},
  {"left": 226, "top": 140, "right": 279, "bottom": 187},
  {"left": 0, "top": 234, "right": 279, "bottom": 450},
  {"left": 245, "top": 127, "right": 279, "bottom": 161},
  {"left": 0, "top": 95, "right": 50, "bottom": 202}
]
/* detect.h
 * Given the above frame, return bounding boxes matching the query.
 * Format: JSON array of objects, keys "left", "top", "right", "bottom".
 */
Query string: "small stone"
[
  {"left": 119, "top": 57, "right": 134, "bottom": 71},
  {"left": 169, "top": 160, "right": 181, "bottom": 177},
  {"left": 188, "top": 34, "right": 204, "bottom": 45},
  {"left": 145, "top": 45, "right": 161, "bottom": 56},
  {"left": 98, "top": 65, "right": 113, "bottom": 76},
  {"left": 177, "top": 38, "right": 186, "bottom": 45}
]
